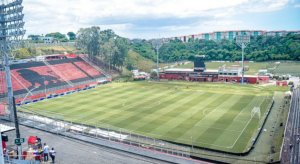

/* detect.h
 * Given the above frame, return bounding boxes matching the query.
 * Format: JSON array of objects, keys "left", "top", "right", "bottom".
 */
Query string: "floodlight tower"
[
  {"left": 0, "top": 0, "right": 25, "bottom": 120},
  {"left": 151, "top": 38, "right": 163, "bottom": 80},
  {"left": 236, "top": 35, "right": 250, "bottom": 84},
  {"left": 1, "top": 0, "right": 25, "bottom": 160}
]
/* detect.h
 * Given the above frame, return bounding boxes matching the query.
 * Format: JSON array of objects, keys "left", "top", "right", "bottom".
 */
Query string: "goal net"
[{"left": 251, "top": 107, "right": 261, "bottom": 119}]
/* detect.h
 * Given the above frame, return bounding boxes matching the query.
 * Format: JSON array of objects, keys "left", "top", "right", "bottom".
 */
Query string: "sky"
[{"left": 22, "top": 0, "right": 300, "bottom": 39}]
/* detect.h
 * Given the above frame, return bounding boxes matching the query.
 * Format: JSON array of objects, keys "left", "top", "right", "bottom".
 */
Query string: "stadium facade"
[{"left": 159, "top": 56, "right": 270, "bottom": 84}]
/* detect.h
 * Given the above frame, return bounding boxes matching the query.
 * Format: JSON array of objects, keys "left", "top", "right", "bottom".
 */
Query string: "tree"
[
  {"left": 100, "top": 29, "right": 116, "bottom": 43},
  {"left": 101, "top": 37, "right": 129, "bottom": 70},
  {"left": 113, "top": 37, "right": 129, "bottom": 68},
  {"left": 76, "top": 26, "right": 101, "bottom": 57},
  {"left": 102, "top": 38, "right": 118, "bottom": 71},
  {"left": 67, "top": 32, "right": 76, "bottom": 41},
  {"left": 13, "top": 48, "right": 31, "bottom": 59},
  {"left": 46, "top": 32, "right": 68, "bottom": 42},
  {"left": 131, "top": 34, "right": 300, "bottom": 62},
  {"left": 76, "top": 27, "right": 129, "bottom": 71}
]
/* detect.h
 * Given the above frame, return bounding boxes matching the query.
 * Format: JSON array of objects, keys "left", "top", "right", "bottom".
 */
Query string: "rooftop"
[{"left": 164, "top": 68, "right": 194, "bottom": 72}]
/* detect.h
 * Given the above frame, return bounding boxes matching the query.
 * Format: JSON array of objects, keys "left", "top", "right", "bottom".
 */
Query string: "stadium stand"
[{"left": 0, "top": 55, "right": 107, "bottom": 103}]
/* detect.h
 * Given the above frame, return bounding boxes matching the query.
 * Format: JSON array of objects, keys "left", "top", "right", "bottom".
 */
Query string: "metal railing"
[{"left": 7, "top": 111, "right": 282, "bottom": 164}]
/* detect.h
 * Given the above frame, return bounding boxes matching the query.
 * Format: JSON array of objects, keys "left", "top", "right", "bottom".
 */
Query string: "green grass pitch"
[{"left": 20, "top": 81, "right": 286, "bottom": 153}]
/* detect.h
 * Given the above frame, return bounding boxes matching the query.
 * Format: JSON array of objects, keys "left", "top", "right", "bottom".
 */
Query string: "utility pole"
[
  {"left": 236, "top": 35, "right": 250, "bottom": 84},
  {"left": 13, "top": 97, "right": 22, "bottom": 160},
  {"left": 156, "top": 45, "right": 159, "bottom": 79}
]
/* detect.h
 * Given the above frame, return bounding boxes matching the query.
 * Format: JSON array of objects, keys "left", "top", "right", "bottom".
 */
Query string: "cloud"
[
  {"left": 22, "top": 0, "right": 292, "bottom": 39},
  {"left": 294, "top": 3, "right": 300, "bottom": 8}
]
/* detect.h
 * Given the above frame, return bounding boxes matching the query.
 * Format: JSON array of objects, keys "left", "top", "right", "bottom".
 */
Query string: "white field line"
[
  {"left": 194, "top": 124, "right": 243, "bottom": 133},
  {"left": 199, "top": 96, "right": 264, "bottom": 149},
  {"left": 226, "top": 97, "right": 267, "bottom": 149},
  {"left": 226, "top": 116, "right": 253, "bottom": 149},
  {"left": 194, "top": 108, "right": 254, "bottom": 149},
  {"left": 202, "top": 107, "right": 214, "bottom": 115},
  {"left": 173, "top": 95, "right": 239, "bottom": 149}
]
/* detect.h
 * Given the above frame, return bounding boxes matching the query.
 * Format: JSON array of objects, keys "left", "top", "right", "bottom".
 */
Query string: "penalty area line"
[{"left": 226, "top": 116, "right": 253, "bottom": 149}]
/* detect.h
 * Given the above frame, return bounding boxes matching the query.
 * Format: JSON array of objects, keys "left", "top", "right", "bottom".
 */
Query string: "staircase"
[{"left": 79, "top": 55, "right": 111, "bottom": 78}]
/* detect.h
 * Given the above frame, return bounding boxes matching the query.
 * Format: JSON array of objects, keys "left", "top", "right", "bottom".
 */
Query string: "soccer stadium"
[
  {"left": 0, "top": 52, "right": 289, "bottom": 161},
  {"left": 0, "top": 51, "right": 295, "bottom": 163},
  {"left": 21, "top": 81, "right": 277, "bottom": 153},
  {"left": 1, "top": 0, "right": 299, "bottom": 163}
]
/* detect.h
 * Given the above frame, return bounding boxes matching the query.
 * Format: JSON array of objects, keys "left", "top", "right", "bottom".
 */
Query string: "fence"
[
  {"left": 5, "top": 110, "right": 281, "bottom": 164},
  {"left": 16, "top": 112, "right": 191, "bottom": 157},
  {"left": 26, "top": 42, "right": 75, "bottom": 48}
]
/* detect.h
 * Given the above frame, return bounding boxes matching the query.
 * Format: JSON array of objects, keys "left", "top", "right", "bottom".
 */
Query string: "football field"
[{"left": 20, "top": 81, "right": 285, "bottom": 153}]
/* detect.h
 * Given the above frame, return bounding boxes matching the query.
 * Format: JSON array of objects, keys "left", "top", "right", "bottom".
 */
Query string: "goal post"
[{"left": 251, "top": 107, "right": 261, "bottom": 119}]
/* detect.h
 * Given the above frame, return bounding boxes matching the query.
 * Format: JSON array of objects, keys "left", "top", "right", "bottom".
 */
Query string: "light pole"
[
  {"left": 151, "top": 38, "right": 163, "bottom": 80},
  {"left": 156, "top": 45, "right": 159, "bottom": 79},
  {"left": 236, "top": 35, "right": 250, "bottom": 84}
]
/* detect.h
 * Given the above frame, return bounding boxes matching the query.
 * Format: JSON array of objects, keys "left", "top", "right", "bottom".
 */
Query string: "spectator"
[
  {"left": 36, "top": 136, "right": 41, "bottom": 143},
  {"left": 49, "top": 147, "right": 56, "bottom": 163},
  {"left": 36, "top": 136, "right": 42, "bottom": 149},
  {"left": 43, "top": 143, "right": 49, "bottom": 161}
]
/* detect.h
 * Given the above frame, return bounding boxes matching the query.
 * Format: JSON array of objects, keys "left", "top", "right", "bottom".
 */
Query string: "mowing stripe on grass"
[
  {"left": 176, "top": 94, "right": 234, "bottom": 141},
  {"left": 125, "top": 92, "right": 209, "bottom": 133},
  {"left": 59, "top": 86, "right": 157, "bottom": 116},
  {"left": 73, "top": 87, "right": 164, "bottom": 122},
  {"left": 27, "top": 85, "right": 137, "bottom": 113},
  {"left": 178, "top": 94, "right": 240, "bottom": 146},
  {"left": 99, "top": 89, "right": 176, "bottom": 125},
  {"left": 193, "top": 95, "right": 252, "bottom": 148},
  {"left": 115, "top": 91, "right": 195, "bottom": 130},
  {"left": 211, "top": 96, "right": 262, "bottom": 150},
  {"left": 152, "top": 93, "right": 226, "bottom": 141},
  {"left": 144, "top": 93, "right": 215, "bottom": 137}
]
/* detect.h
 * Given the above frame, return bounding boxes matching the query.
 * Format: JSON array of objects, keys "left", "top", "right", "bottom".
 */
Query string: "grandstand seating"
[
  {"left": 0, "top": 57, "right": 105, "bottom": 96},
  {"left": 74, "top": 62, "right": 101, "bottom": 77}
]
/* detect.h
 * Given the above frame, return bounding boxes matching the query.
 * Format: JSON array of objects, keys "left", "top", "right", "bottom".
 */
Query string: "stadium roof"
[{"left": 164, "top": 68, "right": 194, "bottom": 73}]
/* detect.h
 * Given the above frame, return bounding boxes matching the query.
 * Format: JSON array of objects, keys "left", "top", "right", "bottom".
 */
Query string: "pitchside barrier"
[{"left": 4, "top": 97, "right": 278, "bottom": 164}]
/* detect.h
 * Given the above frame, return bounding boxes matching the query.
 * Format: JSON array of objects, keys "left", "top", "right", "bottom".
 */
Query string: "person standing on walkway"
[
  {"left": 43, "top": 143, "right": 49, "bottom": 161},
  {"left": 49, "top": 147, "right": 56, "bottom": 163}
]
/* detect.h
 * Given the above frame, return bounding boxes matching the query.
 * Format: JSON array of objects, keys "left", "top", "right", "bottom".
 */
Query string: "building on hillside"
[
  {"left": 28, "top": 36, "right": 54, "bottom": 43},
  {"left": 189, "top": 69, "right": 219, "bottom": 82},
  {"left": 42, "top": 37, "right": 54, "bottom": 43},
  {"left": 165, "top": 30, "right": 300, "bottom": 42},
  {"left": 160, "top": 68, "right": 193, "bottom": 81},
  {"left": 218, "top": 66, "right": 242, "bottom": 77},
  {"left": 132, "top": 70, "right": 149, "bottom": 80}
]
